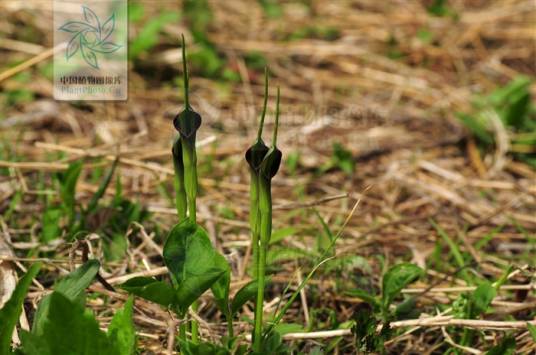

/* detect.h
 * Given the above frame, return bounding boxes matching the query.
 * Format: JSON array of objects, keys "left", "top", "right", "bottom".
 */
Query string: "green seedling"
[
  {"left": 129, "top": 11, "right": 180, "bottom": 59},
  {"left": 319, "top": 142, "right": 355, "bottom": 177},
  {"left": 49, "top": 158, "right": 147, "bottom": 261},
  {"left": 0, "top": 261, "right": 136, "bottom": 355},
  {"left": 346, "top": 263, "right": 424, "bottom": 352},
  {"left": 122, "top": 36, "right": 230, "bottom": 350},
  {"left": 246, "top": 82, "right": 283, "bottom": 352},
  {"left": 450, "top": 266, "right": 512, "bottom": 348},
  {"left": 457, "top": 76, "right": 536, "bottom": 168},
  {"left": 0, "top": 263, "right": 41, "bottom": 354},
  {"left": 183, "top": 0, "right": 229, "bottom": 79}
]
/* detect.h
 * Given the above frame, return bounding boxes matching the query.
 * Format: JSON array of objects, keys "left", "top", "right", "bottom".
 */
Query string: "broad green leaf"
[
  {"left": 257, "top": 330, "right": 288, "bottom": 355},
  {"left": 471, "top": 281, "right": 496, "bottom": 317},
  {"left": 33, "top": 260, "right": 100, "bottom": 336},
  {"left": 163, "top": 220, "right": 226, "bottom": 315},
  {"left": 231, "top": 279, "right": 258, "bottom": 315},
  {"left": 121, "top": 277, "right": 176, "bottom": 307},
  {"left": 55, "top": 259, "right": 100, "bottom": 301},
  {"left": 179, "top": 339, "right": 230, "bottom": 355},
  {"left": 486, "top": 336, "right": 515, "bottom": 355},
  {"left": 345, "top": 289, "right": 379, "bottom": 308},
  {"left": 382, "top": 263, "right": 423, "bottom": 308},
  {"left": 107, "top": 296, "right": 136, "bottom": 355},
  {"left": 0, "top": 263, "right": 41, "bottom": 354},
  {"left": 211, "top": 253, "right": 231, "bottom": 316},
  {"left": 23, "top": 292, "right": 113, "bottom": 355},
  {"left": 19, "top": 331, "right": 49, "bottom": 355}
]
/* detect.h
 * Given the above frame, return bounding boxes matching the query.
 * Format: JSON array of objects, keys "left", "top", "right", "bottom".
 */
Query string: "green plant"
[
  {"left": 129, "top": 10, "right": 180, "bottom": 59},
  {"left": 123, "top": 40, "right": 287, "bottom": 352},
  {"left": 47, "top": 158, "right": 147, "bottom": 260},
  {"left": 319, "top": 142, "right": 355, "bottom": 177},
  {"left": 347, "top": 263, "right": 424, "bottom": 352},
  {"left": 245, "top": 75, "right": 282, "bottom": 352},
  {"left": 427, "top": 0, "right": 456, "bottom": 17},
  {"left": 183, "top": 0, "right": 230, "bottom": 79},
  {"left": 258, "top": 0, "right": 283, "bottom": 18},
  {"left": 0, "top": 261, "right": 136, "bottom": 355},
  {"left": 458, "top": 76, "right": 536, "bottom": 168},
  {"left": 0, "top": 263, "right": 41, "bottom": 354},
  {"left": 121, "top": 36, "right": 233, "bottom": 351}
]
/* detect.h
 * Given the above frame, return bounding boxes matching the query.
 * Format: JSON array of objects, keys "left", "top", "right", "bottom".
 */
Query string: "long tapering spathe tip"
[
  {"left": 181, "top": 34, "right": 189, "bottom": 108},
  {"left": 272, "top": 86, "right": 280, "bottom": 146},
  {"left": 257, "top": 67, "right": 269, "bottom": 141}
]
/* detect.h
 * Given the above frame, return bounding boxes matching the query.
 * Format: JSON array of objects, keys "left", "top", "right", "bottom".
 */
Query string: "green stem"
[
  {"left": 182, "top": 141, "right": 198, "bottom": 223},
  {"left": 249, "top": 170, "right": 260, "bottom": 279},
  {"left": 188, "top": 196, "right": 197, "bottom": 223},
  {"left": 253, "top": 179, "right": 272, "bottom": 352},
  {"left": 179, "top": 321, "right": 187, "bottom": 341},
  {"left": 174, "top": 176, "right": 187, "bottom": 221},
  {"left": 253, "top": 234, "right": 267, "bottom": 351},
  {"left": 182, "top": 141, "right": 199, "bottom": 340},
  {"left": 191, "top": 301, "right": 199, "bottom": 343},
  {"left": 173, "top": 139, "right": 187, "bottom": 222},
  {"left": 226, "top": 312, "right": 234, "bottom": 339}
]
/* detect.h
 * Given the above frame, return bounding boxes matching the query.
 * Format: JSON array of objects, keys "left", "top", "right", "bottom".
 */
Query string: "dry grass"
[{"left": 0, "top": 0, "right": 534, "bottom": 353}]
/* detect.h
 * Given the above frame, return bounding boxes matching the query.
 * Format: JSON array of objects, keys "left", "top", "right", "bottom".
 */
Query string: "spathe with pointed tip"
[
  {"left": 173, "top": 35, "right": 202, "bottom": 143},
  {"left": 245, "top": 67, "right": 270, "bottom": 172},
  {"left": 247, "top": 77, "right": 283, "bottom": 352}
]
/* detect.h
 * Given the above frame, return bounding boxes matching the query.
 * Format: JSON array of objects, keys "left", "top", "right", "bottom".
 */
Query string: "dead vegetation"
[{"left": 0, "top": 0, "right": 534, "bottom": 353}]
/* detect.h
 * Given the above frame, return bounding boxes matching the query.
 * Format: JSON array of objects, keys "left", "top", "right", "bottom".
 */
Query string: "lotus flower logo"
[{"left": 58, "top": 6, "right": 122, "bottom": 69}]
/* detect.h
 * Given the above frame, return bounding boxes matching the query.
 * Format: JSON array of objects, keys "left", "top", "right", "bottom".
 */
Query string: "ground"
[{"left": 0, "top": 1, "right": 534, "bottom": 354}]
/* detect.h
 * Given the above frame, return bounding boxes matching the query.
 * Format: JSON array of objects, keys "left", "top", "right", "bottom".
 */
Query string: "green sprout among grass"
[
  {"left": 120, "top": 36, "right": 287, "bottom": 353},
  {"left": 121, "top": 36, "right": 231, "bottom": 350},
  {"left": 245, "top": 71, "right": 283, "bottom": 352}
]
